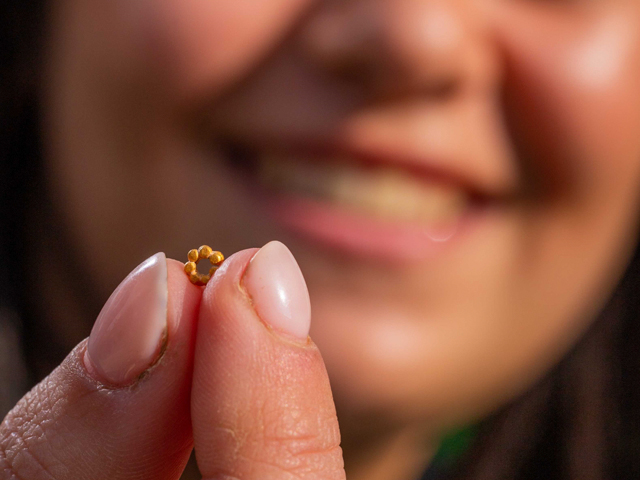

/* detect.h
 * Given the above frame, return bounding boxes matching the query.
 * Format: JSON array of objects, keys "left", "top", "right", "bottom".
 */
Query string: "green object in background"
[{"left": 432, "top": 425, "right": 478, "bottom": 467}]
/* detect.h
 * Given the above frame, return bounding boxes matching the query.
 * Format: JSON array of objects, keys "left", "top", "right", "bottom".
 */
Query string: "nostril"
[
  {"left": 420, "top": 76, "right": 461, "bottom": 101},
  {"left": 365, "top": 71, "right": 463, "bottom": 105},
  {"left": 329, "top": 50, "right": 386, "bottom": 87}
]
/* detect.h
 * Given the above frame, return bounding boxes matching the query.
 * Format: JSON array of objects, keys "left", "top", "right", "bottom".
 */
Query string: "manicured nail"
[
  {"left": 243, "top": 241, "right": 311, "bottom": 341},
  {"left": 84, "top": 253, "right": 168, "bottom": 385}
]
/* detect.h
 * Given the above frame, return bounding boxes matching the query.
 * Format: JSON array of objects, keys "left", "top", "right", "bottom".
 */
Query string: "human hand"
[{"left": 0, "top": 242, "right": 345, "bottom": 480}]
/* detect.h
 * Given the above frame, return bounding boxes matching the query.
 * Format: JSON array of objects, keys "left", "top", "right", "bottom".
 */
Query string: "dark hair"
[
  {"left": 0, "top": 0, "right": 48, "bottom": 415},
  {"left": 446, "top": 244, "right": 640, "bottom": 480},
  {"left": 2, "top": 2, "right": 640, "bottom": 479}
]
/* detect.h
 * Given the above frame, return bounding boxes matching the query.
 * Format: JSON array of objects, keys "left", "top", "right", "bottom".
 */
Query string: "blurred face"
[{"left": 45, "top": 0, "right": 640, "bottom": 431}]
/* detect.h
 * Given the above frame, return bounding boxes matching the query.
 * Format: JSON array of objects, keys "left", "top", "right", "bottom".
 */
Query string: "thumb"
[
  {"left": 192, "top": 242, "right": 345, "bottom": 480},
  {"left": 1, "top": 254, "right": 200, "bottom": 480}
]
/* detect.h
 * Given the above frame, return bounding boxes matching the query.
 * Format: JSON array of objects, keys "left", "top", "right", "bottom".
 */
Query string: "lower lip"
[{"left": 250, "top": 188, "right": 482, "bottom": 263}]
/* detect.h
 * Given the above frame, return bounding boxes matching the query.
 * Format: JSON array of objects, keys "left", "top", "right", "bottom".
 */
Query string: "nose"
[{"left": 300, "top": 0, "right": 496, "bottom": 100}]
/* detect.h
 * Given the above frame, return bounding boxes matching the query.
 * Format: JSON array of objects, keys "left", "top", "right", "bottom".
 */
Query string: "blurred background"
[{"left": 3, "top": 1, "right": 640, "bottom": 479}]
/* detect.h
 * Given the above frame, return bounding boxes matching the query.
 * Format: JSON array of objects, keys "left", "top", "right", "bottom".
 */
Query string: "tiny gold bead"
[
  {"left": 208, "top": 265, "right": 219, "bottom": 276},
  {"left": 209, "top": 251, "right": 224, "bottom": 266},
  {"left": 188, "top": 249, "right": 199, "bottom": 263},
  {"left": 198, "top": 245, "right": 213, "bottom": 260},
  {"left": 184, "top": 262, "right": 197, "bottom": 274}
]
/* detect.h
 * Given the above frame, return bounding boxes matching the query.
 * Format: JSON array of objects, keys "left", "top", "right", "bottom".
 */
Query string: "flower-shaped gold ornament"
[{"left": 183, "top": 245, "right": 225, "bottom": 286}]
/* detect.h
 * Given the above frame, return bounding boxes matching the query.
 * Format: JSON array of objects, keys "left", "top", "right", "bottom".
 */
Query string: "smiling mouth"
[
  {"left": 222, "top": 141, "right": 497, "bottom": 261},
  {"left": 256, "top": 153, "right": 469, "bottom": 227},
  {"left": 225, "top": 139, "right": 479, "bottom": 222}
]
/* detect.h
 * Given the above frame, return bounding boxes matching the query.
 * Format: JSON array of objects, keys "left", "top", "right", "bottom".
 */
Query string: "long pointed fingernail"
[
  {"left": 84, "top": 253, "right": 168, "bottom": 385},
  {"left": 242, "top": 241, "right": 311, "bottom": 341}
]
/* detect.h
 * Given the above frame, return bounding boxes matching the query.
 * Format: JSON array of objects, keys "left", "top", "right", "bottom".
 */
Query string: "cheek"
[
  {"left": 496, "top": 4, "right": 640, "bottom": 199},
  {"left": 49, "top": 0, "right": 313, "bottom": 116},
  {"left": 147, "top": 0, "right": 314, "bottom": 101}
]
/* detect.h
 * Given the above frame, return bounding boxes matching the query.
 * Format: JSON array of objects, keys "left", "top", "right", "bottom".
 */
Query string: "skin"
[{"left": 3, "top": 0, "right": 640, "bottom": 479}]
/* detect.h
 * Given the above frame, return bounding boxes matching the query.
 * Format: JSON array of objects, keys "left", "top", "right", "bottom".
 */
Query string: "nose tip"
[{"left": 300, "top": 0, "right": 493, "bottom": 100}]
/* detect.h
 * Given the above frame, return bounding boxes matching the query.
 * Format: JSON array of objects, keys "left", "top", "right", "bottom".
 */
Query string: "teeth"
[{"left": 258, "top": 155, "right": 468, "bottom": 225}]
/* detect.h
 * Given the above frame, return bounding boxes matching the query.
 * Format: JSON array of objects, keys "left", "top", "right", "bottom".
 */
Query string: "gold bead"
[
  {"left": 209, "top": 251, "right": 224, "bottom": 266},
  {"left": 198, "top": 245, "right": 213, "bottom": 260},
  {"left": 185, "top": 246, "right": 225, "bottom": 286}
]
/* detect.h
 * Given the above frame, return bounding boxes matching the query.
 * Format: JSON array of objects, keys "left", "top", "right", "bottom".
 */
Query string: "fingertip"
[
  {"left": 242, "top": 241, "right": 311, "bottom": 342},
  {"left": 85, "top": 252, "right": 168, "bottom": 386},
  {"left": 200, "top": 247, "right": 260, "bottom": 306},
  {"left": 2, "top": 255, "right": 203, "bottom": 480},
  {"left": 166, "top": 257, "right": 201, "bottom": 298}
]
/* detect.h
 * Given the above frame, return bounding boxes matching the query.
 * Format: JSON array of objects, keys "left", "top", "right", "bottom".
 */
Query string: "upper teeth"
[{"left": 258, "top": 155, "right": 468, "bottom": 225}]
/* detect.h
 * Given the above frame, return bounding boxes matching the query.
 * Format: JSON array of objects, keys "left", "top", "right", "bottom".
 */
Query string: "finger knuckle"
[
  {"left": 206, "top": 410, "right": 345, "bottom": 480},
  {"left": 262, "top": 404, "right": 340, "bottom": 450},
  {"left": 255, "top": 408, "right": 344, "bottom": 479},
  {"left": 207, "top": 449, "right": 345, "bottom": 480},
  {"left": 259, "top": 442, "right": 345, "bottom": 480}
]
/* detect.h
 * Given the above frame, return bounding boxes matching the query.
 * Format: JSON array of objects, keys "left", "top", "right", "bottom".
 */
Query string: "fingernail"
[
  {"left": 84, "top": 253, "right": 168, "bottom": 385},
  {"left": 243, "top": 241, "right": 311, "bottom": 341}
]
